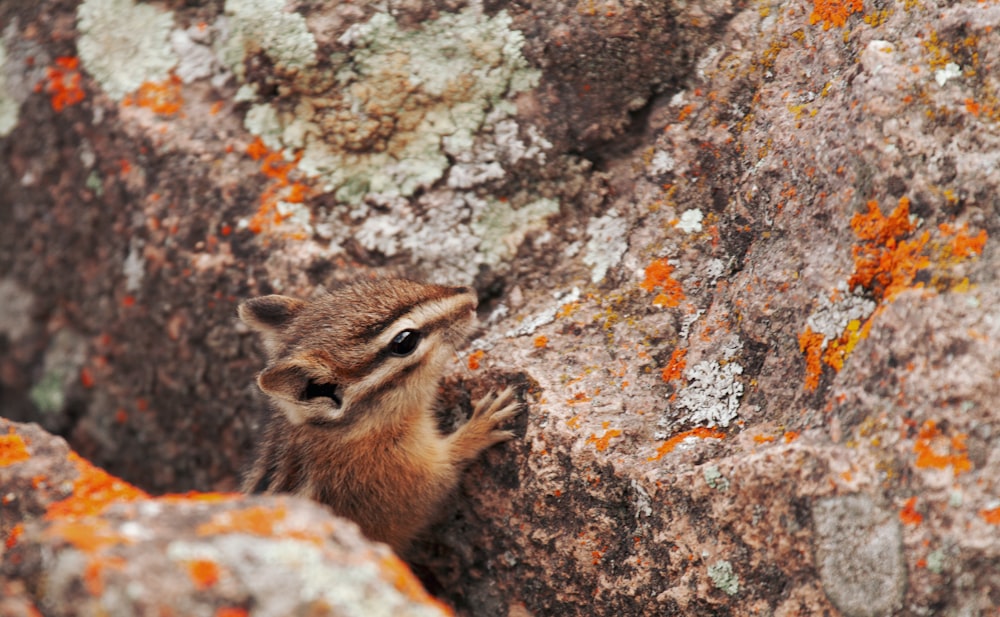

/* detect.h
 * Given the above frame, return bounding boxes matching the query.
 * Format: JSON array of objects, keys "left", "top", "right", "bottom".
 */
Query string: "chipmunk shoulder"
[{"left": 238, "top": 278, "right": 520, "bottom": 553}]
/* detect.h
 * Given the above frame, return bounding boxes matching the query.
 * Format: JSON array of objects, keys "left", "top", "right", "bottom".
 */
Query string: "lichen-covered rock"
[
  {"left": 0, "top": 419, "right": 450, "bottom": 617},
  {"left": 3, "top": 0, "right": 1000, "bottom": 614}
]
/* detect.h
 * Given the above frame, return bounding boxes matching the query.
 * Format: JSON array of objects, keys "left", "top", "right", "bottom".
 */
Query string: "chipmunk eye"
[{"left": 389, "top": 329, "right": 421, "bottom": 356}]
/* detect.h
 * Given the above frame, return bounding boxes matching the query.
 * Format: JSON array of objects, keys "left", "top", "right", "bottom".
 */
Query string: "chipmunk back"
[{"left": 239, "top": 278, "right": 519, "bottom": 553}]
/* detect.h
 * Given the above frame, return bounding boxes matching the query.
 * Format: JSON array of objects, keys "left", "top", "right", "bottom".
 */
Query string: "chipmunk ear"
[
  {"left": 239, "top": 295, "right": 305, "bottom": 332},
  {"left": 257, "top": 359, "right": 344, "bottom": 425}
]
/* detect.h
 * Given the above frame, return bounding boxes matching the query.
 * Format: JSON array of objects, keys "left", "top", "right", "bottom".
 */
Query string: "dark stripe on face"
[
  {"left": 357, "top": 300, "right": 474, "bottom": 377},
  {"left": 355, "top": 356, "right": 424, "bottom": 404}
]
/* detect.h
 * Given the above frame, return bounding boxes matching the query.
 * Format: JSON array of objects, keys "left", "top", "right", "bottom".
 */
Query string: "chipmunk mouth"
[{"left": 302, "top": 379, "right": 342, "bottom": 407}]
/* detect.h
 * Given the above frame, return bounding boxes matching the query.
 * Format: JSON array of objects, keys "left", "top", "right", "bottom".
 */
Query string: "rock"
[
  {"left": 2, "top": 0, "right": 1000, "bottom": 614},
  {"left": 0, "top": 419, "right": 450, "bottom": 617},
  {"left": 813, "top": 494, "right": 905, "bottom": 617}
]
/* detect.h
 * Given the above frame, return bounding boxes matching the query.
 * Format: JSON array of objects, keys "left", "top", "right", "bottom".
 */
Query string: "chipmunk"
[{"left": 238, "top": 278, "right": 520, "bottom": 554}]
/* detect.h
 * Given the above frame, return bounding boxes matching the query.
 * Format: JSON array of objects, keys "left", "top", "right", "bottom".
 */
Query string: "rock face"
[
  {"left": 0, "top": 418, "right": 450, "bottom": 617},
  {"left": 2, "top": 0, "right": 1000, "bottom": 615}
]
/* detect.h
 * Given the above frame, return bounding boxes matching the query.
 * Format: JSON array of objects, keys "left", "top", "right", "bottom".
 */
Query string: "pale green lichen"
[
  {"left": 0, "top": 39, "right": 19, "bottom": 137},
  {"left": 85, "top": 171, "right": 103, "bottom": 196},
  {"left": 221, "top": 0, "right": 317, "bottom": 78},
  {"left": 708, "top": 560, "right": 740, "bottom": 596},
  {"left": 473, "top": 198, "right": 560, "bottom": 265},
  {"left": 76, "top": 0, "right": 177, "bottom": 100},
  {"left": 28, "top": 330, "right": 87, "bottom": 417},
  {"left": 237, "top": 7, "right": 540, "bottom": 205},
  {"left": 703, "top": 466, "right": 730, "bottom": 491},
  {"left": 926, "top": 549, "right": 946, "bottom": 575},
  {"left": 29, "top": 371, "right": 65, "bottom": 414}
]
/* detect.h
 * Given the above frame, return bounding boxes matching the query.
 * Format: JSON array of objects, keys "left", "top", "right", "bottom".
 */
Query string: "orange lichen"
[
  {"left": 899, "top": 497, "right": 923, "bottom": 525},
  {"left": 798, "top": 327, "right": 825, "bottom": 391},
  {"left": 534, "top": 335, "right": 549, "bottom": 348},
  {"left": 246, "top": 137, "right": 269, "bottom": 161},
  {"left": 83, "top": 557, "right": 125, "bottom": 595},
  {"left": 80, "top": 366, "right": 95, "bottom": 389},
  {"left": 809, "top": 0, "right": 863, "bottom": 29},
  {"left": 849, "top": 198, "right": 930, "bottom": 301},
  {"left": 187, "top": 559, "right": 221, "bottom": 590},
  {"left": 196, "top": 505, "right": 310, "bottom": 539},
  {"left": 753, "top": 434, "right": 776, "bottom": 444},
  {"left": 913, "top": 420, "right": 971, "bottom": 475},
  {"left": 197, "top": 506, "right": 277, "bottom": 536},
  {"left": 216, "top": 609, "right": 249, "bottom": 617},
  {"left": 45, "top": 453, "right": 149, "bottom": 520},
  {"left": 44, "top": 56, "right": 85, "bottom": 112},
  {"left": 641, "top": 258, "right": 685, "bottom": 308},
  {"left": 123, "top": 75, "right": 184, "bottom": 115},
  {"left": 939, "top": 222, "right": 988, "bottom": 259},
  {"left": 566, "top": 415, "right": 582, "bottom": 429},
  {"left": 45, "top": 519, "right": 131, "bottom": 552},
  {"left": 467, "top": 349, "right": 484, "bottom": 370},
  {"left": 586, "top": 429, "right": 622, "bottom": 452},
  {"left": 556, "top": 301, "right": 580, "bottom": 319},
  {"left": 0, "top": 429, "right": 31, "bottom": 466},
  {"left": 380, "top": 555, "right": 454, "bottom": 615},
  {"left": 783, "top": 431, "right": 800, "bottom": 442},
  {"left": 648, "top": 427, "right": 726, "bottom": 461},
  {"left": 6, "top": 523, "right": 24, "bottom": 549},
  {"left": 243, "top": 139, "right": 310, "bottom": 237},
  {"left": 159, "top": 491, "right": 240, "bottom": 504},
  {"left": 800, "top": 197, "right": 986, "bottom": 391},
  {"left": 661, "top": 348, "right": 687, "bottom": 383},
  {"left": 980, "top": 507, "right": 1000, "bottom": 525}
]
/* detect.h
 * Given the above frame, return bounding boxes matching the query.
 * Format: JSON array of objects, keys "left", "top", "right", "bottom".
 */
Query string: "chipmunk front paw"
[{"left": 450, "top": 386, "right": 522, "bottom": 460}]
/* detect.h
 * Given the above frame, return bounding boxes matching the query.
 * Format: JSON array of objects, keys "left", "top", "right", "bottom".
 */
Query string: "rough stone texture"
[
  {"left": 0, "top": 418, "right": 450, "bottom": 617},
  {"left": 2, "top": 0, "right": 1000, "bottom": 615}
]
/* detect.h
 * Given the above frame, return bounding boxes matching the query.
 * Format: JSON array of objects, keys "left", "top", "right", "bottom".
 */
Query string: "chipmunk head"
[{"left": 239, "top": 279, "right": 478, "bottom": 426}]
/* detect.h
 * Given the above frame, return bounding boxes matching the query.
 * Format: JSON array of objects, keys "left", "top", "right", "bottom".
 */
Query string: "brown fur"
[{"left": 239, "top": 278, "right": 519, "bottom": 553}]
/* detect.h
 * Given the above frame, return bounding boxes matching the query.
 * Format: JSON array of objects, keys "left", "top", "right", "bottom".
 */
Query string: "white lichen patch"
[
  {"left": 504, "top": 287, "right": 581, "bottom": 338},
  {"left": 648, "top": 149, "right": 675, "bottom": 176},
  {"left": 0, "top": 39, "right": 19, "bottom": 136},
  {"left": 676, "top": 208, "right": 704, "bottom": 233},
  {"left": 234, "top": 7, "right": 540, "bottom": 206},
  {"left": 171, "top": 25, "right": 223, "bottom": 85},
  {"left": 934, "top": 62, "right": 962, "bottom": 87},
  {"left": 806, "top": 282, "right": 876, "bottom": 343},
  {"left": 583, "top": 210, "right": 629, "bottom": 283},
  {"left": 676, "top": 360, "right": 744, "bottom": 428},
  {"left": 220, "top": 0, "right": 317, "bottom": 77},
  {"left": 77, "top": 0, "right": 178, "bottom": 100},
  {"left": 342, "top": 191, "right": 558, "bottom": 284},
  {"left": 123, "top": 238, "right": 145, "bottom": 293}
]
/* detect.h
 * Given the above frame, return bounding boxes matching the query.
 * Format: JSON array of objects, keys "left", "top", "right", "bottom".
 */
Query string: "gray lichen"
[
  {"left": 676, "top": 360, "right": 744, "bottom": 428},
  {"left": 221, "top": 0, "right": 318, "bottom": 78},
  {"left": 235, "top": 6, "right": 540, "bottom": 206},
  {"left": 707, "top": 560, "right": 739, "bottom": 596},
  {"left": 0, "top": 39, "right": 18, "bottom": 136},
  {"left": 583, "top": 210, "right": 629, "bottom": 283},
  {"left": 77, "top": 0, "right": 178, "bottom": 100}
]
